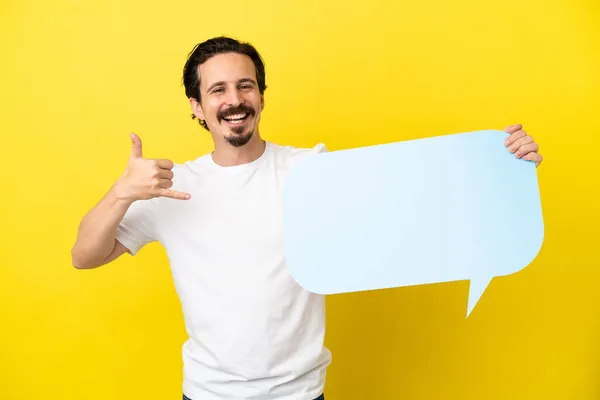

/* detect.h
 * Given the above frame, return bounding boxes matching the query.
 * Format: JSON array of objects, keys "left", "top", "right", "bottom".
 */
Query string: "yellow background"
[{"left": 1, "top": 0, "right": 599, "bottom": 399}]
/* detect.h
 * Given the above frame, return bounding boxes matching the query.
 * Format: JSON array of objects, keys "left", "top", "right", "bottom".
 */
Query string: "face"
[{"left": 191, "top": 52, "right": 264, "bottom": 147}]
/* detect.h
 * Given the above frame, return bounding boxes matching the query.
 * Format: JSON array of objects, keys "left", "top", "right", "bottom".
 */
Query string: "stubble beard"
[
  {"left": 226, "top": 128, "right": 254, "bottom": 147},
  {"left": 217, "top": 103, "right": 257, "bottom": 148}
]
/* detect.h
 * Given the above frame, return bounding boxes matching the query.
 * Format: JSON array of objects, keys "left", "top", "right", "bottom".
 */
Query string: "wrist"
[{"left": 111, "top": 178, "right": 137, "bottom": 205}]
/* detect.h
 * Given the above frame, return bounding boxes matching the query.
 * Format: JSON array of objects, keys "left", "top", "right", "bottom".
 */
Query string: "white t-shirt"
[{"left": 116, "top": 141, "right": 332, "bottom": 400}]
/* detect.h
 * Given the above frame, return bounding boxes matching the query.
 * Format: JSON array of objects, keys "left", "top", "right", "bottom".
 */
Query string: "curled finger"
[
  {"left": 522, "top": 152, "right": 543, "bottom": 167},
  {"left": 505, "top": 129, "right": 527, "bottom": 147},
  {"left": 515, "top": 142, "right": 539, "bottom": 158},
  {"left": 158, "top": 169, "right": 175, "bottom": 180},
  {"left": 508, "top": 135, "right": 533, "bottom": 153},
  {"left": 158, "top": 178, "right": 174, "bottom": 189},
  {"left": 156, "top": 159, "right": 175, "bottom": 170}
]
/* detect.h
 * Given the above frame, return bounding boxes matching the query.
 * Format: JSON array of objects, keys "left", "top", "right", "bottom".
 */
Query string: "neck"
[{"left": 211, "top": 132, "right": 266, "bottom": 167}]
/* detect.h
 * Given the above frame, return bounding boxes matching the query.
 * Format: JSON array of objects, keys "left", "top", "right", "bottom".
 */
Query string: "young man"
[{"left": 71, "top": 36, "right": 543, "bottom": 400}]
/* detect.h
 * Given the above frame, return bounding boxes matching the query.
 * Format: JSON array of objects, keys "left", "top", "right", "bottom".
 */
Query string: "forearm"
[{"left": 71, "top": 181, "right": 133, "bottom": 269}]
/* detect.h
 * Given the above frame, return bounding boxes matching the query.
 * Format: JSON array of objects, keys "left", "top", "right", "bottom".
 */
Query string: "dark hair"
[{"left": 182, "top": 36, "right": 267, "bottom": 130}]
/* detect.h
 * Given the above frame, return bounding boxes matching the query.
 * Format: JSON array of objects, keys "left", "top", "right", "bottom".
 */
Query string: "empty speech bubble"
[{"left": 282, "top": 129, "right": 544, "bottom": 317}]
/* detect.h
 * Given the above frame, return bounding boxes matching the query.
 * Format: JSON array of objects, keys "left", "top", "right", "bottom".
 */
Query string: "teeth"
[{"left": 224, "top": 113, "right": 247, "bottom": 121}]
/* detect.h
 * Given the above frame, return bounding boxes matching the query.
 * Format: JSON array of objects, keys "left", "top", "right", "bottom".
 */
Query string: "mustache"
[{"left": 217, "top": 104, "right": 256, "bottom": 121}]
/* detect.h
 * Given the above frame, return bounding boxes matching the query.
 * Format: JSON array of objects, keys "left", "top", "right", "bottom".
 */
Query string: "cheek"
[
  {"left": 205, "top": 102, "right": 222, "bottom": 120},
  {"left": 250, "top": 95, "right": 263, "bottom": 112}
]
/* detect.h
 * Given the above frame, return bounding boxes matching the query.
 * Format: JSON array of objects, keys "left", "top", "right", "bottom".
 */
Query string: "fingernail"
[{"left": 508, "top": 145, "right": 515, "bottom": 153}]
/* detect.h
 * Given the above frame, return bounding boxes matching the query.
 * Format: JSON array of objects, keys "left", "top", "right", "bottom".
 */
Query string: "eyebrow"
[{"left": 206, "top": 78, "right": 257, "bottom": 93}]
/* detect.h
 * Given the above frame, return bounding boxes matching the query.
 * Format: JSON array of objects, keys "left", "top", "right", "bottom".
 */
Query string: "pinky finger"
[
  {"left": 522, "top": 152, "right": 543, "bottom": 167},
  {"left": 158, "top": 189, "right": 192, "bottom": 200}
]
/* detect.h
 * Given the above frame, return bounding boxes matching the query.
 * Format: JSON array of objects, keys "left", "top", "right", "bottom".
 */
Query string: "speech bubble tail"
[{"left": 466, "top": 277, "right": 493, "bottom": 318}]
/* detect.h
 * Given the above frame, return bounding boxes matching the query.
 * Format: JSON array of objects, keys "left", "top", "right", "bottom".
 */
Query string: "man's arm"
[
  {"left": 71, "top": 133, "right": 191, "bottom": 269},
  {"left": 71, "top": 183, "right": 134, "bottom": 269}
]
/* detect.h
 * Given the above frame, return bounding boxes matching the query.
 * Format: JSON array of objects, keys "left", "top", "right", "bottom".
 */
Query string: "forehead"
[{"left": 198, "top": 52, "right": 256, "bottom": 89}]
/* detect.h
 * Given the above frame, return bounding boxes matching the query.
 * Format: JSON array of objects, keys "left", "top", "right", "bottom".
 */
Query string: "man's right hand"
[{"left": 114, "top": 133, "right": 191, "bottom": 202}]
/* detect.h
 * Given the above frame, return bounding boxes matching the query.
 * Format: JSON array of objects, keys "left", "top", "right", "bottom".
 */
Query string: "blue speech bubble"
[{"left": 282, "top": 130, "right": 544, "bottom": 317}]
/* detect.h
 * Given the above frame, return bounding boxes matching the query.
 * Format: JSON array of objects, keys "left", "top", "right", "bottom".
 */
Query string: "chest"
[{"left": 156, "top": 171, "right": 286, "bottom": 260}]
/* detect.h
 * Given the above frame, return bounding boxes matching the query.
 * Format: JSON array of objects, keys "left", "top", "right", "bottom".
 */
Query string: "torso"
[{"left": 151, "top": 141, "right": 331, "bottom": 400}]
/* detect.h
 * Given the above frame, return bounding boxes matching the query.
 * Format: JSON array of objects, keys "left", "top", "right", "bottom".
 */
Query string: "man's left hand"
[{"left": 504, "top": 124, "right": 543, "bottom": 167}]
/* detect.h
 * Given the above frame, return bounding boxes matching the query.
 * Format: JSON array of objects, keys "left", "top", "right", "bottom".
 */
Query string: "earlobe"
[{"left": 189, "top": 98, "right": 205, "bottom": 120}]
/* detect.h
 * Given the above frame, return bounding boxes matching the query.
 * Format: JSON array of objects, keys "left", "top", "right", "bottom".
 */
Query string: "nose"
[{"left": 226, "top": 87, "right": 243, "bottom": 106}]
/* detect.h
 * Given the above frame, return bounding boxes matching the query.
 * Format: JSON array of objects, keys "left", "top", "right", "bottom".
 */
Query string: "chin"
[{"left": 226, "top": 130, "right": 254, "bottom": 147}]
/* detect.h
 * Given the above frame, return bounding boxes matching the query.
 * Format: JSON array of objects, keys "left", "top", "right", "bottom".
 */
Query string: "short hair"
[{"left": 182, "top": 36, "right": 267, "bottom": 130}]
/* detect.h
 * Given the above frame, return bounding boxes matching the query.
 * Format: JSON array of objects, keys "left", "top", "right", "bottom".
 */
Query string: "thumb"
[{"left": 130, "top": 132, "right": 143, "bottom": 159}]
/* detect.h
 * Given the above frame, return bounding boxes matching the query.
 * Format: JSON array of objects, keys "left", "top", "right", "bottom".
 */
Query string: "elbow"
[
  {"left": 71, "top": 247, "right": 98, "bottom": 270},
  {"left": 71, "top": 257, "right": 91, "bottom": 270},
  {"left": 72, "top": 260, "right": 92, "bottom": 270}
]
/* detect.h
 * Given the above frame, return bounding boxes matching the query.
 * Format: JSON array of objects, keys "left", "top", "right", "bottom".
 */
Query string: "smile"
[{"left": 222, "top": 113, "right": 250, "bottom": 125}]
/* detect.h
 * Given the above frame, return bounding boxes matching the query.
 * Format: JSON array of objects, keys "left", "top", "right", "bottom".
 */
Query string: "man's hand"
[
  {"left": 115, "top": 133, "right": 192, "bottom": 202},
  {"left": 504, "top": 124, "right": 543, "bottom": 167}
]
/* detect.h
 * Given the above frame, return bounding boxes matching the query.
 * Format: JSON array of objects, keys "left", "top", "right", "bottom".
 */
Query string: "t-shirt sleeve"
[
  {"left": 287, "top": 143, "right": 329, "bottom": 169},
  {"left": 115, "top": 199, "right": 157, "bottom": 256}
]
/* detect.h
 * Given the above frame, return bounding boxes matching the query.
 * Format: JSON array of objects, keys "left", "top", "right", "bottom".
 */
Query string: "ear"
[
  {"left": 189, "top": 97, "right": 205, "bottom": 121},
  {"left": 260, "top": 94, "right": 264, "bottom": 111}
]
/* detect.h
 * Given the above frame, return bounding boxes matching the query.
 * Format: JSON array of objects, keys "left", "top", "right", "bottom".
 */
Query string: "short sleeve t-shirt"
[{"left": 116, "top": 141, "right": 332, "bottom": 400}]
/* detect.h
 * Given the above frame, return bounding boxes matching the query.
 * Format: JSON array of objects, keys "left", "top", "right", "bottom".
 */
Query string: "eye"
[
  {"left": 212, "top": 87, "right": 224, "bottom": 94},
  {"left": 240, "top": 84, "right": 253, "bottom": 90}
]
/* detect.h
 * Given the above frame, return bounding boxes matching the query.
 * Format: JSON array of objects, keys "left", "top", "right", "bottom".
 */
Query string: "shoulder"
[
  {"left": 267, "top": 142, "right": 328, "bottom": 168},
  {"left": 170, "top": 152, "right": 213, "bottom": 180}
]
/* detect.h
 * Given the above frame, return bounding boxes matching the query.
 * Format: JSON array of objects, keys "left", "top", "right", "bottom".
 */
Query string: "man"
[{"left": 71, "top": 36, "right": 543, "bottom": 400}]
